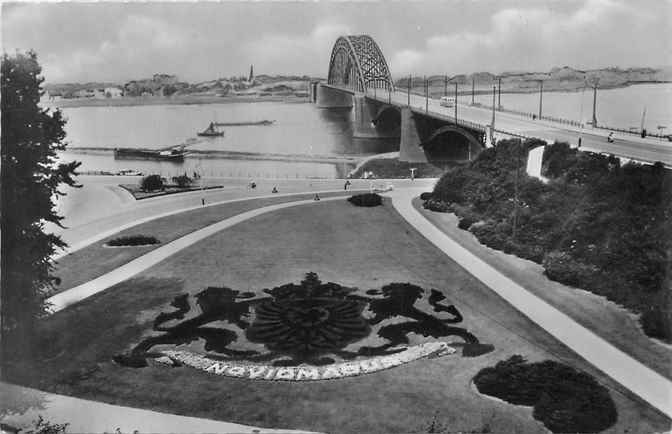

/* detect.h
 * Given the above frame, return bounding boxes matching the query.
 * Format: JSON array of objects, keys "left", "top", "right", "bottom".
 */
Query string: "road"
[{"left": 334, "top": 85, "right": 672, "bottom": 166}]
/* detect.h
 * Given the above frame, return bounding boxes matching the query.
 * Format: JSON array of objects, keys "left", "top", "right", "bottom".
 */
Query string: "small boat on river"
[{"left": 197, "top": 122, "right": 225, "bottom": 137}]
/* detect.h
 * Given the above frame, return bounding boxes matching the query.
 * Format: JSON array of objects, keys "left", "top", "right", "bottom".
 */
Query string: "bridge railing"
[
  {"left": 472, "top": 103, "right": 587, "bottom": 128},
  {"left": 591, "top": 124, "right": 671, "bottom": 140}
]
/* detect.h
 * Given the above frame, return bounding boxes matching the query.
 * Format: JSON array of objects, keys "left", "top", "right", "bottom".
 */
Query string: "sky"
[{"left": 2, "top": 0, "right": 671, "bottom": 84}]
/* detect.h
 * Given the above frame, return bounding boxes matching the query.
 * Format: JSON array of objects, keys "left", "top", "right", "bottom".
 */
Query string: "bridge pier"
[
  {"left": 352, "top": 96, "right": 401, "bottom": 139},
  {"left": 399, "top": 107, "right": 429, "bottom": 163},
  {"left": 316, "top": 84, "right": 353, "bottom": 108}
]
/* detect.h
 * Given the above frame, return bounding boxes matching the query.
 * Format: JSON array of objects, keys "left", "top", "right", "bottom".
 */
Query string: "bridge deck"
[{"left": 323, "top": 84, "right": 672, "bottom": 167}]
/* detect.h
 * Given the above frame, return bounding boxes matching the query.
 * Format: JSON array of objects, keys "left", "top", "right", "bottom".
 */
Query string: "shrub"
[
  {"left": 640, "top": 307, "right": 672, "bottom": 342},
  {"left": 422, "top": 198, "right": 450, "bottom": 213},
  {"left": 141, "top": 174, "right": 164, "bottom": 192},
  {"left": 107, "top": 235, "right": 160, "bottom": 247},
  {"left": 419, "top": 191, "right": 433, "bottom": 201},
  {"left": 474, "top": 355, "right": 617, "bottom": 433},
  {"left": 457, "top": 215, "right": 477, "bottom": 230},
  {"left": 542, "top": 251, "right": 600, "bottom": 288},
  {"left": 171, "top": 174, "right": 193, "bottom": 188},
  {"left": 347, "top": 193, "right": 382, "bottom": 207}
]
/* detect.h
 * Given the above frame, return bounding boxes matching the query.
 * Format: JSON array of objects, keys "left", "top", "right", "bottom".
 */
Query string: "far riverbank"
[{"left": 44, "top": 94, "right": 310, "bottom": 109}]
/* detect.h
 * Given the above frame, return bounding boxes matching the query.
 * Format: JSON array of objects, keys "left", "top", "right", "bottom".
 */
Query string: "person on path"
[
  {"left": 201, "top": 198, "right": 205, "bottom": 206},
  {"left": 272, "top": 186, "right": 278, "bottom": 194},
  {"left": 344, "top": 180, "right": 351, "bottom": 190},
  {"left": 314, "top": 193, "right": 320, "bottom": 201}
]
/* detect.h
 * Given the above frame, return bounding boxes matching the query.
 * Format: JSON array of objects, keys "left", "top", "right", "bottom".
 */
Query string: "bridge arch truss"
[{"left": 327, "top": 35, "right": 394, "bottom": 93}]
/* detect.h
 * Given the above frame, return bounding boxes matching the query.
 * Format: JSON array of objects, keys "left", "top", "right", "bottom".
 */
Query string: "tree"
[
  {"left": 171, "top": 174, "right": 193, "bottom": 188},
  {"left": 141, "top": 174, "right": 164, "bottom": 191},
  {"left": 1, "top": 51, "right": 80, "bottom": 376}
]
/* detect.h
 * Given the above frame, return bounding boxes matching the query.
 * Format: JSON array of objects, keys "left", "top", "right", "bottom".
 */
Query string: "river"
[
  {"left": 55, "top": 83, "right": 671, "bottom": 179},
  {"left": 473, "top": 83, "right": 671, "bottom": 133}
]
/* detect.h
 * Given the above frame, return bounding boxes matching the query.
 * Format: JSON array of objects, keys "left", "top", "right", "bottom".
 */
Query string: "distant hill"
[
  {"left": 45, "top": 73, "right": 321, "bottom": 99},
  {"left": 395, "top": 66, "right": 672, "bottom": 92}
]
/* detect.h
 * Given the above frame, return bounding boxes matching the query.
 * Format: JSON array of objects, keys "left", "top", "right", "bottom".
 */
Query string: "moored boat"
[{"left": 114, "top": 147, "right": 186, "bottom": 161}]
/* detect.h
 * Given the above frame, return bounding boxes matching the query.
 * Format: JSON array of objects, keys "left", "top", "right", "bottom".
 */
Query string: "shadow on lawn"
[{"left": 114, "top": 272, "right": 494, "bottom": 368}]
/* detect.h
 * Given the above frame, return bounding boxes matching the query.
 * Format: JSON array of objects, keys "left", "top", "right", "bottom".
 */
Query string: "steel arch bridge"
[{"left": 327, "top": 35, "right": 394, "bottom": 93}]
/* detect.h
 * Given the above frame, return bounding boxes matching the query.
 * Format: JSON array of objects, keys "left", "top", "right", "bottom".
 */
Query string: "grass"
[
  {"left": 18, "top": 199, "right": 670, "bottom": 433},
  {"left": 52, "top": 191, "right": 355, "bottom": 291},
  {"left": 413, "top": 197, "right": 672, "bottom": 380},
  {"left": 350, "top": 158, "right": 456, "bottom": 179}
]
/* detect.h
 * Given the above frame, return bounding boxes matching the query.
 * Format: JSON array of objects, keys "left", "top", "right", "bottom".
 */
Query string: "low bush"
[
  {"left": 171, "top": 174, "right": 193, "bottom": 188},
  {"left": 140, "top": 174, "right": 164, "bottom": 192},
  {"left": 422, "top": 198, "right": 450, "bottom": 213},
  {"left": 474, "top": 355, "right": 617, "bottom": 433},
  {"left": 347, "top": 193, "right": 382, "bottom": 207},
  {"left": 419, "top": 192, "right": 433, "bottom": 201},
  {"left": 641, "top": 307, "right": 672, "bottom": 342},
  {"left": 107, "top": 235, "right": 160, "bottom": 247}
]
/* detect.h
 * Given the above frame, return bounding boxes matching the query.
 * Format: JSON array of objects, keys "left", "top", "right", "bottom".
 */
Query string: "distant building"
[
  {"left": 104, "top": 87, "right": 123, "bottom": 98},
  {"left": 249, "top": 65, "right": 254, "bottom": 82}
]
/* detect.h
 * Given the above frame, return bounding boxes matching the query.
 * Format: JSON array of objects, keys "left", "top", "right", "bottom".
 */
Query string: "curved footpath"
[{"left": 388, "top": 187, "right": 672, "bottom": 419}]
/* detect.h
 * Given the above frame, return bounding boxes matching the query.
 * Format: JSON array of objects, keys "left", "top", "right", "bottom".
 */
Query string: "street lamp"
[
  {"left": 497, "top": 76, "right": 502, "bottom": 110},
  {"left": 538, "top": 79, "right": 544, "bottom": 119}
]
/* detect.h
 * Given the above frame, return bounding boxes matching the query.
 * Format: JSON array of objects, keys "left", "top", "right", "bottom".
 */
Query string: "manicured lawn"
[
  {"left": 53, "top": 191, "right": 359, "bottom": 291},
  {"left": 18, "top": 199, "right": 670, "bottom": 433}
]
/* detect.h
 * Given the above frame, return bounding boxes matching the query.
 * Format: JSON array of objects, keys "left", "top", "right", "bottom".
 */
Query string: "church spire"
[{"left": 248, "top": 64, "right": 254, "bottom": 82}]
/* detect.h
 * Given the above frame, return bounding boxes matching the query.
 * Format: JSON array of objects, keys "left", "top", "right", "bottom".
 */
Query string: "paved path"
[
  {"left": 47, "top": 196, "right": 349, "bottom": 312},
  {"left": 50, "top": 176, "right": 435, "bottom": 258},
  {"left": 387, "top": 187, "right": 672, "bottom": 418},
  {"left": 0, "top": 382, "right": 317, "bottom": 434}
]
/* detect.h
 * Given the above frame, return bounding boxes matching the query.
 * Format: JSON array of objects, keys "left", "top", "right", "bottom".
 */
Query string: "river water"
[
  {"left": 56, "top": 83, "right": 670, "bottom": 179},
  {"left": 473, "top": 83, "right": 671, "bottom": 132}
]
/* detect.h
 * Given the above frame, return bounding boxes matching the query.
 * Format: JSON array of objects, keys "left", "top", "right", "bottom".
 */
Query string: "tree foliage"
[
  {"left": 140, "top": 174, "right": 164, "bottom": 191},
  {"left": 1, "top": 51, "right": 80, "bottom": 372},
  {"left": 431, "top": 139, "right": 672, "bottom": 341}
]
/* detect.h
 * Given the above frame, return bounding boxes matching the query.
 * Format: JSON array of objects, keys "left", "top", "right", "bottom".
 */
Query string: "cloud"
[
  {"left": 37, "top": 15, "right": 195, "bottom": 82},
  {"left": 388, "top": 0, "right": 671, "bottom": 76},
  {"left": 245, "top": 23, "right": 351, "bottom": 77}
]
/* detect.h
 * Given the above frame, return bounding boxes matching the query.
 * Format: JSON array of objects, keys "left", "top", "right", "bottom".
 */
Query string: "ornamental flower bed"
[{"left": 105, "top": 235, "right": 160, "bottom": 247}]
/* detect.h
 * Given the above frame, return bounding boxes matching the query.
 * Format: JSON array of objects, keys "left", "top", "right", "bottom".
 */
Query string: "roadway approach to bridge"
[
  {"left": 316, "top": 34, "right": 671, "bottom": 167},
  {"left": 317, "top": 83, "right": 672, "bottom": 168}
]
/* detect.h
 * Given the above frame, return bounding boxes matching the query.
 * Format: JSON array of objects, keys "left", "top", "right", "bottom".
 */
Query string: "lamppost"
[
  {"left": 454, "top": 81, "right": 458, "bottom": 121},
  {"left": 490, "top": 85, "right": 496, "bottom": 145},
  {"left": 407, "top": 74, "right": 411, "bottom": 106},
  {"left": 498, "top": 76, "right": 502, "bottom": 110},
  {"left": 444, "top": 75, "right": 448, "bottom": 97},
  {"left": 425, "top": 75, "right": 428, "bottom": 113},
  {"left": 471, "top": 75, "right": 475, "bottom": 105},
  {"left": 591, "top": 80, "right": 599, "bottom": 127},
  {"left": 538, "top": 80, "right": 544, "bottom": 119}
]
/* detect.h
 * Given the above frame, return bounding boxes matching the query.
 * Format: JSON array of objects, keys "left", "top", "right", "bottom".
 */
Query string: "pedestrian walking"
[
  {"left": 314, "top": 193, "right": 320, "bottom": 201},
  {"left": 344, "top": 180, "right": 351, "bottom": 190},
  {"left": 272, "top": 186, "right": 278, "bottom": 194},
  {"left": 201, "top": 198, "right": 205, "bottom": 206}
]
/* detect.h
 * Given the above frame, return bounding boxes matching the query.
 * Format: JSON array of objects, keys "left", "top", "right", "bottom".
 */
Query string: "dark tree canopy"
[{"left": 1, "top": 51, "right": 80, "bottom": 373}]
